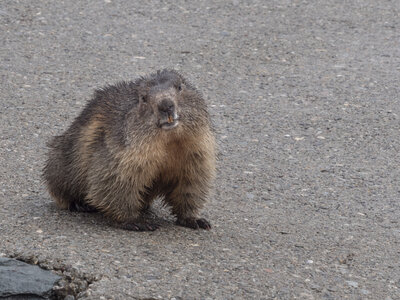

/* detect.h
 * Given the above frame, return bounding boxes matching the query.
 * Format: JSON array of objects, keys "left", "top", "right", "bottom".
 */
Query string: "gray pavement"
[{"left": 1, "top": 0, "right": 400, "bottom": 299}]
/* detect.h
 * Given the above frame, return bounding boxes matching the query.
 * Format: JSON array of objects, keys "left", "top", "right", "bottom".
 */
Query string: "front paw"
[{"left": 176, "top": 217, "right": 211, "bottom": 230}]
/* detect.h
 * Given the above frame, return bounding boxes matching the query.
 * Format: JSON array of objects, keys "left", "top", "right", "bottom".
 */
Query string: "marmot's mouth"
[{"left": 159, "top": 118, "right": 179, "bottom": 130}]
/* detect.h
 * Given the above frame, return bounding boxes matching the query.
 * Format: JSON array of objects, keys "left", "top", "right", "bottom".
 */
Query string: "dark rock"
[{"left": 0, "top": 257, "right": 61, "bottom": 299}]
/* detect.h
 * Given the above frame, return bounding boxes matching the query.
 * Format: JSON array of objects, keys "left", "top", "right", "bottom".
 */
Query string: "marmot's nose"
[{"left": 158, "top": 99, "right": 175, "bottom": 114}]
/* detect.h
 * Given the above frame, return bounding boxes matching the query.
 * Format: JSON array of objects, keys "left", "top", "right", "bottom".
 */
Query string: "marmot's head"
[{"left": 134, "top": 69, "right": 204, "bottom": 131}]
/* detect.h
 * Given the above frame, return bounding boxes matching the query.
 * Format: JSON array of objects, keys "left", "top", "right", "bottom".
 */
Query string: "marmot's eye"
[
  {"left": 177, "top": 84, "right": 182, "bottom": 91},
  {"left": 140, "top": 95, "right": 147, "bottom": 103}
]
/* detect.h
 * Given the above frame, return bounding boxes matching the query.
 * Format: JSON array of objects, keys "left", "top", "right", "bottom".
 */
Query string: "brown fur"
[{"left": 43, "top": 69, "right": 216, "bottom": 230}]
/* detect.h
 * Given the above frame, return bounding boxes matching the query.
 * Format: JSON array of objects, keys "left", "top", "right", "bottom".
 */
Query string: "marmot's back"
[{"left": 43, "top": 69, "right": 216, "bottom": 231}]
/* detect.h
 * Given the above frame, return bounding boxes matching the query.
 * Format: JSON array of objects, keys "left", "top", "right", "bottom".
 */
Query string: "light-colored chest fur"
[{"left": 118, "top": 128, "right": 214, "bottom": 189}]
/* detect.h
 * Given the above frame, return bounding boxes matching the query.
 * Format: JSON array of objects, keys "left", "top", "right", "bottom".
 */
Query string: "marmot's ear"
[
  {"left": 138, "top": 91, "right": 148, "bottom": 104},
  {"left": 137, "top": 81, "right": 149, "bottom": 104},
  {"left": 176, "top": 82, "right": 184, "bottom": 92}
]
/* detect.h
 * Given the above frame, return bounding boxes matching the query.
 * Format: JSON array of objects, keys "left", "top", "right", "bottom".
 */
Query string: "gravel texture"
[{"left": 1, "top": 0, "right": 400, "bottom": 299}]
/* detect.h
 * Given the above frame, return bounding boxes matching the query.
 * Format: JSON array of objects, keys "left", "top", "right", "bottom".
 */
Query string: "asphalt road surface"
[{"left": 1, "top": 0, "right": 400, "bottom": 299}]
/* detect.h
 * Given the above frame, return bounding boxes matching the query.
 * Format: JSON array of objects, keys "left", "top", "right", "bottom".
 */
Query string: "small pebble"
[
  {"left": 360, "top": 289, "right": 370, "bottom": 295},
  {"left": 346, "top": 280, "right": 358, "bottom": 288},
  {"left": 246, "top": 193, "right": 255, "bottom": 199}
]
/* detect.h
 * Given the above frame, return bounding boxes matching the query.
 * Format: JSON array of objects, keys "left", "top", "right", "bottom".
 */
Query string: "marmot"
[{"left": 43, "top": 69, "right": 216, "bottom": 231}]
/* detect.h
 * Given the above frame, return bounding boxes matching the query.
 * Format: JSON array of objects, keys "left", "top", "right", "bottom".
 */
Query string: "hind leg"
[
  {"left": 44, "top": 140, "right": 94, "bottom": 212},
  {"left": 47, "top": 183, "right": 96, "bottom": 213},
  {"left": 85, "top": 174, "right": 161, "bottom": 231},
  {"left": 120, "top": 192, "right": 160, "bottom": 231},
  {"left": 67, "top": 201, "right": 98, "bottom": 213}
]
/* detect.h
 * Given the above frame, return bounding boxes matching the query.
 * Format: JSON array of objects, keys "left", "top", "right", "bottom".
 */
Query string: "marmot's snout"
[
  {"left": 158, "top": 98, "right": 175, "bottom": 115},
  {"left": 158, "top": 98, "right": 179, "bottom": 130}
]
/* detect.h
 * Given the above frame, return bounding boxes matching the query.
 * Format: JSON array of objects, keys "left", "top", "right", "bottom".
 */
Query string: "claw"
[
  {"left": 176, "top": 217, "right": 211, "bottom": 230},
  {"left": 196, "top": 218, "right": 211, "bottom": 230}
]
